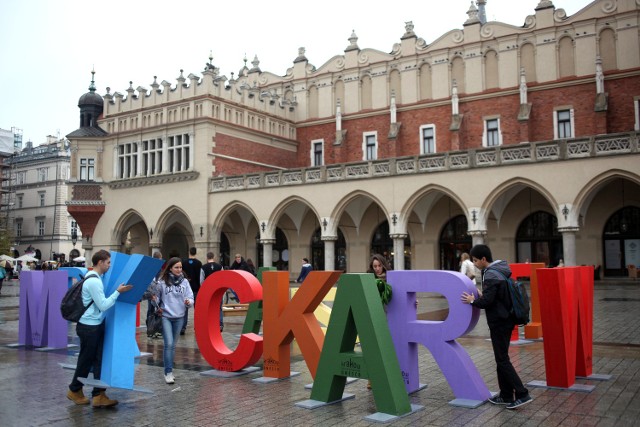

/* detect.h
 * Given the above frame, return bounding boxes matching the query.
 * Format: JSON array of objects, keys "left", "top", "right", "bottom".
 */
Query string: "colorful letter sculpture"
[
  {"left": 537, "top": 266, "right": 594, "bottom": 388},
  {"left": 195, "top": 270, "right": 263, "bottom": 371},
  {"left": 386, "top": 270, "right": 491, "bottom": 403},
  {"left": 18, "top": 270, "right": 69, "bottom": 349},
  {"left": 59, "top": 267, "right": 89, "bottom": 289},
  {"left": 99, "top": 252, "right": 164, "bottom": 389},
  {"left": 262, "top": 270, "right": 342, "bottom": 379},
  {"left": 241, "top": 267, "right": 275, "bottom": 334},
  {"left": 310, "top": 273, "right": 412, "bottom": 417},
  {"left": 510, "top": 262, "right": 545, "bottom": 339}
]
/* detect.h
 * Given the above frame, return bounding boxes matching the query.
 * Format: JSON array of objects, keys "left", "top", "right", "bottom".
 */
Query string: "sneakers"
[
  {"left": 488, "top": 396, "right": 513, "bottom": 405},
  {"left": 165, "top": 372, "right": 175, "bottom": 384},
  {"left": 506, "top": 395, "right": 533, "bottom": 410},
  {"left": 67, "top": 389, "right": 89, "bottom": 405},
  {"left": 92, "top": 391, "right": 118, "bottom": 408}
]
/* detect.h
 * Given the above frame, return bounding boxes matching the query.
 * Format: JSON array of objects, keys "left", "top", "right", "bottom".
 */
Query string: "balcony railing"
[{"left": 209, "top": 132, "right": 639, "bottom": 193}]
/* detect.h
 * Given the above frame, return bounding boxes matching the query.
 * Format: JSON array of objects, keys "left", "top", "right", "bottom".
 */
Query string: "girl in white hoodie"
[{"left": 153, "top": 257, "right": 194, "bottom": 384}]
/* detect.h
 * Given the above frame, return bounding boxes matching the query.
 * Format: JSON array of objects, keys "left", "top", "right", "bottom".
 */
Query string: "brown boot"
[
  {"left": 92, "top": 391, "right": 118, "bottom": 408},
  {"left": 67, "top": 389, "right": 89, "bottom": 405}
]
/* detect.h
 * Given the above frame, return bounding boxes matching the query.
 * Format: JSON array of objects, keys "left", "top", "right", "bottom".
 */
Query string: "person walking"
[
  {"left": 460, "top": 244, "right": 533, "bottom": 410},
  {"left": 181, "top": 247, "right": 202, "bottom": 335},
  {"left": 200, "top": 252, "right": 224, "bottom": 331},
  {"left": 67, "top": 250, "right": 133, "bottom": 407},
  {"left": 296, "top": 258, "right": 313, "bottom": 283},
  {"left": 153, "top": 257, "right": 194, "bottom": 384}
]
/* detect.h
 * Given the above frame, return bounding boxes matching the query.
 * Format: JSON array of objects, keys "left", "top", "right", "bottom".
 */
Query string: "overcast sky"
[{"left": 0, "top": 0, "right": 590, "bottom": 145}]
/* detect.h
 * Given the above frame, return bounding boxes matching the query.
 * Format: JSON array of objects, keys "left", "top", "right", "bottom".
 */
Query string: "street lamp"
[{"left": 71, "top": 228, "right": 77, "bottom": 247}]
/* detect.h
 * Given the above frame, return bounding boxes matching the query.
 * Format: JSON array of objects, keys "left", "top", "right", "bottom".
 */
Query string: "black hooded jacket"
[{"left": 471, "top": 260, "right": 513, "bottom": 327}]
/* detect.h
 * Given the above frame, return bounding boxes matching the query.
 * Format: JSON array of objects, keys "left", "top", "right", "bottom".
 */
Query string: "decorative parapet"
[
  {"left": 108, "top": 171, "right": 199, "bottom": 189},
  {"left": 209, "top": 132, "right": 639, "bottom": 192}
]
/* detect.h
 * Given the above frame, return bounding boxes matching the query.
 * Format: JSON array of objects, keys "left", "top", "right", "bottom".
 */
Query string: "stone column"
[
  {"left": 559, "top": 227, "right": 579, "bottom": 267},
  {"left": 391, "top": 234, "right": 407, "bottom": 270},
  {"left": 468, "top": 230, "right": 487, "bottom": 247},
  {"left": 261, "top": 239, "right": 275, "bottom": 268},
  {"left": 322, "top": 237, "right": 337, "bottom": 270}
]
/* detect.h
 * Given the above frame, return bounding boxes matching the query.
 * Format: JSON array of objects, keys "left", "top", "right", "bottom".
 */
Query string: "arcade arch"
[{"left": 112, "top": 209, "right": 150, "bottom": 255}]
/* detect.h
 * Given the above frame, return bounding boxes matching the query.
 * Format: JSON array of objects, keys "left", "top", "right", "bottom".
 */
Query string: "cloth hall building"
[{"left": 66, "top": 0, "right": 640, "bottom": 279}]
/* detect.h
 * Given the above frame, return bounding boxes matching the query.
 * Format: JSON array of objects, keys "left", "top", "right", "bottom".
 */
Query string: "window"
[
  {"left": 15, "top": 221, "right": 22, "bottom": 238},
  {"left": 17, "top": 194, "right": 23, "bottom": 209},
  {"left": 38, "top": 192, "right": 45, "bottom": 207},
  {"left": 37, "top": 219, "right": 45, "bottom": 236},
  {"left": 16, "top": 171, "right": 26, "bottom": 185},
  {"left": 80, "top": 158, "right": 95, "bottom": 181},
  {"left": 554, "top": 109, "right": 574, "bottom": 139},
  {"left": 419, "top": 125, "right": 436, "bottom": 154},
  {"left": 168, "top": 134, "right": 190, "bottom": 172},
  {"left": 483, "top": 118, "right": 502, "bottom": 147},
  {"left": 117, "top": 142, "right": 138, "bottom": 179},
  {"left": 363, "top": 132, "right": 377, "bottom": 161},
  {"left": 142, "top": 139, "right": 163, "bottom": 176},
  {"left": 38, "top": 168, "right": 48, "bottom": 182},
  {"left": 311, "top": 140, "right": 324, "bottom": 166},
  {"left": 634, "top": 98, "right": 639, "bottom": 131}
]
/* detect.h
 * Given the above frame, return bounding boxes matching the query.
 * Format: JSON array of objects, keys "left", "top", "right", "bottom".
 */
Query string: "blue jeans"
[
  {"left": 69, "top": 322, "right": 105, "bottom": 396},
  {"left": 162, "top": 316, "right": 184, "bottom": 374}
]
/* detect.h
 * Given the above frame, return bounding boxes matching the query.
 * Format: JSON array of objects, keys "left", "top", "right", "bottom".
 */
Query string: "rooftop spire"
[{"left": 89, "top": 67, "right": 96, "bottom": 92}]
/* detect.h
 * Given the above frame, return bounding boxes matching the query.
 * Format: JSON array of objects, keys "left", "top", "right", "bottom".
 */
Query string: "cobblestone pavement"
[{"left": 0, "top": 278, "right": 639, "bottom": 426}]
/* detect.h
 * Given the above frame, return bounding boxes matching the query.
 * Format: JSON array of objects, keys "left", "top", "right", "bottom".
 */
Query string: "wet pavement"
[{"left": 0, "top": 277, "right": 639, "bottom": 426}]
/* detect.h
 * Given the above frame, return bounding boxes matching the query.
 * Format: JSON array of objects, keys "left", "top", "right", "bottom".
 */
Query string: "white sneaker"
[{"left": 164, "top": 372, "right": 175, "bottom": 384}]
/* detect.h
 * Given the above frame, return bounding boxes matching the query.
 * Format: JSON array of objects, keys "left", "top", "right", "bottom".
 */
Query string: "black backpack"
[
  {"left": 491, "top": 269, "right": 531, "bottom": 326},
  {"left": 60, "top": 272, "right": 97, "bottom": 322}
]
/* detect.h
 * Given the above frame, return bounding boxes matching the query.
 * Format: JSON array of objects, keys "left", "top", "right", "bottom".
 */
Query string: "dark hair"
[
  {"left": 469, "top": 245, "right": 493, "bottom": 263},
  {"left": 189, "top": 247, "right": 197, "bottom": 256},
  {"left": 160, "top": 257, "right": 183, "bottom": 282},
  {"left": 152, "top": 251, "right": 162, "bottom": 259},
  {"left": 206, "top": 251, "right": 215, "bottom": 260},
  {"left": 303, "top": 258, "right": 309, "bottom": 263},
  {"left": 92, "top": 249, "right": 111, "bottom": 267},
  {"left": 368, "top": 254, "right": 391, "bottom": 275}
]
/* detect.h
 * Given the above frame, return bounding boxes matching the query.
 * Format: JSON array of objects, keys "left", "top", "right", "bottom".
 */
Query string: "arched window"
[
  {"left": 419, "top": 63, "right": 432, "bottom": 100},
  {"left": 451, "top": 57, "right": 465, "bottom": 93},
  {"left": 520, "top": 43, "right": 536, "bottom": 83},
  {"left": 516, "top": 211, "right": 563, "bottom": 266},
  {"left": 599, "top": 28, "right": 617, "bottom": 71},
  {"left": 558, "top": 37, "right": 575, "bottom": 78},
  {"left": 308, "top": 86, "right": 319, "bottom": 118},
  {"left": 484, "top": 50, "right": 499, "bottom": 89},
  {"left": 361, "top": 75, "right": 372, "bottom": 110},
  {"left": 439, "top": 215, "right": 471, "bottom": 271}
]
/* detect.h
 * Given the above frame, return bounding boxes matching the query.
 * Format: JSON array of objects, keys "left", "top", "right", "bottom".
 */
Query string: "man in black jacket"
[
  {"left": 460, "top": 244, "right": 532, "bottom": 410},
  {"left": 200, "top": 252, "right": 224, "bottom": 331},
  {"left": 181, "top": 247, "right": 202, "bottom": 335}
]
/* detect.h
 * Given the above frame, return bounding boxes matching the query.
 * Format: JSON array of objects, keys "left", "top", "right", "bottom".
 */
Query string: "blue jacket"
[{"left": 79, "top": 271, "right": 121, "bottom": 325}]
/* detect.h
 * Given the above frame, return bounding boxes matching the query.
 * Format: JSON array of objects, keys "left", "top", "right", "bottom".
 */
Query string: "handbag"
[{"left": 146, "top": 300, "right": 163, "bottom": 337}]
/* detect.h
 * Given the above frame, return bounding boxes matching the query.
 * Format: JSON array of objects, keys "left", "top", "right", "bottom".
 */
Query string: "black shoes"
[
  {"left": 488, "top": 396, "right": 513, "bottom": 405},
  {"left": 506, "top": 395, "right": 533, "bottom": 410}
]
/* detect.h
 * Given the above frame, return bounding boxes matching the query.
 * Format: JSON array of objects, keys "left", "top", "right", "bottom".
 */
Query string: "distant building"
[
  {"left": 67, "top": 0, "right": 640, "bottom": 277},
  {"left": 2, "top": 138, "right": 82, "bottom": 262}
]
